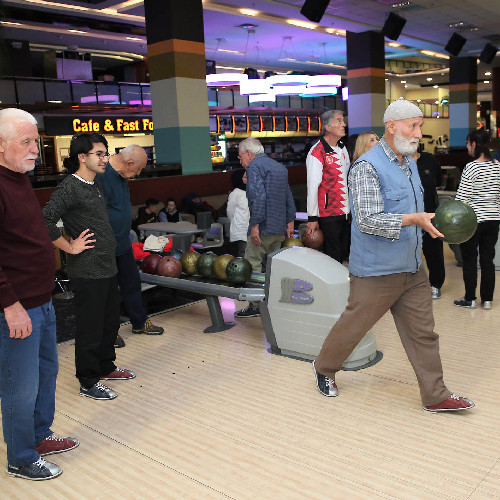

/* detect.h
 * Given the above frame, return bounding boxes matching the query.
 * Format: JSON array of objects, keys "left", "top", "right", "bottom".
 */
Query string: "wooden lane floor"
[{"left": 1, "top": 246, "right": 500, "bottom": 499}]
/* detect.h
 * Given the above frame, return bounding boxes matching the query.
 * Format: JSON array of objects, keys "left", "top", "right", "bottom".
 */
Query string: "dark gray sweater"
[{"left": 43, "top": 174, "right": 117, "bottom": 279}]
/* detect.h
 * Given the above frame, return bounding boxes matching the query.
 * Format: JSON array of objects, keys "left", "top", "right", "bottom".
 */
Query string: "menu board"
[
  {"left": 248, "top": 116, "right": 261, "bottom": 132},
  {"left": 219, "top": 116, "right": 233, "bottom": 133},
  {"left": 286, "top": 116, "right": 298, "bottom": 132},
  {"left": 261, "top": 116, "right": 273, "bottom": 131},
  {"left": 233, "top": 116, "right": 248, "bottom": 133}
]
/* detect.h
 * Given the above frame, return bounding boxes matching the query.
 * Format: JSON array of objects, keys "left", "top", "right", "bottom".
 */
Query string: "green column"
[{"left": 144, "top": 0, "right": 211, "bottom": 174}]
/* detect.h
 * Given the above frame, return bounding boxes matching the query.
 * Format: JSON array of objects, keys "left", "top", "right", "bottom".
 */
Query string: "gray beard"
[{"left": 394, "top": 130, "right": 419, "bottom": 156}]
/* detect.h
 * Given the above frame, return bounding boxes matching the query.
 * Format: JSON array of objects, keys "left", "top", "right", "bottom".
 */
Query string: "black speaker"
[
  {"left": 480, "top": 43, "right": 498, "bottom": 64},
  {"left": 300, "top": 0, "right": 330, "bottom": 23},
  {"left": 445, "top": 32, "right": 466, "bottom": 56},
  {"left": 381, "top": 12, "right": 406, "bottom": 41}
]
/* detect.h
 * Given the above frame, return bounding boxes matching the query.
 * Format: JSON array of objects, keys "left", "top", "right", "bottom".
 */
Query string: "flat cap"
[{"left": 383, "top": 97, "right": 423, "bottom": 123}]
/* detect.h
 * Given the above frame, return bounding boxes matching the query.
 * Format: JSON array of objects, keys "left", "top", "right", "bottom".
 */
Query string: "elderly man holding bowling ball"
[
  {"left": 235, "top": 137, "right": 296, "bottom": 318},
  {"left": 0, "top": 108, "right": 79, "bottom": 481},
  {"left": 312, "top": 98, "right": 474, "bottom": 413}
]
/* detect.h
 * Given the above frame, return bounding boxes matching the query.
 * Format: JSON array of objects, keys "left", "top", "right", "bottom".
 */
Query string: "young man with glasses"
[{"left": 43, "top": 133, "right": 135, "bottom": 401}]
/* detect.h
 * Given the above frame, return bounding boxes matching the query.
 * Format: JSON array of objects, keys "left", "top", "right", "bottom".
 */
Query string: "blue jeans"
[
  {"left": 0, "top": 300, "right": 59, "bottom": 466},
  {"left": 116, "top": 248, "right": 147, "bottom": 330}
]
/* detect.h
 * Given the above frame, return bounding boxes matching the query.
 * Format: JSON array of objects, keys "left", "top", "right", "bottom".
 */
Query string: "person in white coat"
[{"left": 226, "top": 169, "right": 249, "bottom": 257}]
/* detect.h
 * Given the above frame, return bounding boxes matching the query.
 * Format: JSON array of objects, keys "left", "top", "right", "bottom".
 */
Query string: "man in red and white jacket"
[{"left": 306, "top": 110, "right": 350, "bottom": 263}]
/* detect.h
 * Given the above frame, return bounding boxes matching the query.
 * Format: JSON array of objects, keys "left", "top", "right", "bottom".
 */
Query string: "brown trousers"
[{"left": 315, "top": 267, "right": 451, "bottom": 406}]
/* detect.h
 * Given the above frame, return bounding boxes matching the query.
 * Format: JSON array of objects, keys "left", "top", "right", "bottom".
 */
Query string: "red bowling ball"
[
  {"left": 141, "top": 253, "right": 162, "bottom": 274},
  {"left": 157, "top": 256, "right": 182, "bottom": 278}
]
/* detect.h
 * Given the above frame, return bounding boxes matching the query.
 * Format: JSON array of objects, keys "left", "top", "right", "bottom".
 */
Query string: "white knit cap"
[{"left": 383, "top": 97, "right": 423, "bottom": 123}]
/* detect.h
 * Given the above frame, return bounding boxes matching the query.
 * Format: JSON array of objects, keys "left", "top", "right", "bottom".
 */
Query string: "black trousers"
[
  {"left": 459, "top": 220, "right": 500, "bottom": 302},
  {"left": 71, "top": 275, "right": 120, "bottom": 388},
  {"left": 318, "top": 215, "right": 350, "bottom": 263},
  {"left": 422, "top": 232, "right": 445, "bottom": 289},
  {"left": 116, "top": 248, "right": 147, "bottom": 330}
]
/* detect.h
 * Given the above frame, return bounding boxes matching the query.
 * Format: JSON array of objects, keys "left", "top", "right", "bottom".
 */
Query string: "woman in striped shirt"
[{"left": 454, "top": 129, "right": 500, "bottom": 310}]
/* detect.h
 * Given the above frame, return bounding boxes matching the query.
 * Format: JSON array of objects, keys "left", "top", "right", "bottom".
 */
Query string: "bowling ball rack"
[{"left": 139, "top": 271, "right": 265, "bottom": 333}]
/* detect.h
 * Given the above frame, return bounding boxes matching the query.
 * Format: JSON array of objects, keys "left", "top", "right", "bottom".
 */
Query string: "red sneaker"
[
  {"left": 36, "top": 435, "right": 79, "bottom": 456},
  {"left": 100, "top": 367, "right": 136, "bottom": 380},
  {"left": 423, "top": 394, "right": 475, "bottom": 412}
]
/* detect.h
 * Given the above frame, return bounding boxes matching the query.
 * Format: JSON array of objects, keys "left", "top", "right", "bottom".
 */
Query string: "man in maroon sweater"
[{"left": 0, "top": 108, "right": 79, "bottom": 481}]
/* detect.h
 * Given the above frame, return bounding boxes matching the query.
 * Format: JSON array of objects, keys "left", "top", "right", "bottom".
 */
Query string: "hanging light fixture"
[{"left": 206, "top": 73, "right": 248, "bottom": 86}]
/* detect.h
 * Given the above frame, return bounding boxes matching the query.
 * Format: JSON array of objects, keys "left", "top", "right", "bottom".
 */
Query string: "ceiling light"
[
  {"left": 239, "top": 79, "right": 270, "bottom": 95},
  {"left": 239, "top": 8, "right": 259, "bottom": 16},
  {"left": 48, "top": 100, "right": 62, "bottom": 103},
  {"left": 342, "top": 88, "right": 348, "bottom": 101},
  {"left": 307, "top": 75, "right": 342, "bottom": 87},
  {"left": 401, "top": 80, "right": 406, "bottom": 83},
  {"left": 68, "top": 30, "right": 86, "bottom": 34},
  {"left": 388, "top": 42, "right": 401, "bottom": 48},
  {"left": 267, "top": 74, "right": 310, "bottom": 86},
  {"left": 286, "top": 19, "right": 317, "bottom": 30},
  {"left": 484, "top": 80, "right": 490, "bottom": 84},
  {"left": 420, "top": 50, "right": 449, "bottom": 60},
  {"left": 26, "top": 0, "right": 89, "bottom": 10},
  {"left": 237, "top": 23, "right": 257, "bottom": 30},
  {"left": 218, "top": 48, "right": 244, "bottom": 55},
  {"left": 485, "top": 72, "right": 492, "bottom": 76},
  {"left": 404, "top": 84, "right": 408, "bottom": 88},
  {"left": 206, "top": 73, "right": 248, "bottom": 86},
  {"left": 417, "top": 99, "right": 421, "bottom": 102},
  {"left": 426, "top": 77, "right": 433, "bottom": 81},
  {"left": 126, "top": 37, "right": 143, "bottom": 41},
  {"left": 249, "top": 93, "right": 275, "bottom": 103},
  {"left": 325, "top": 28, "right": 346, "bottom": 36},
  {"left": 300, "top": 88, "right": 337, "bottom": 97},
  {"left": 392, "top": 1, "right": 411, "bottom": 7},
  {"left": 435, "top": 100, "right": 439, "bottom": 104},
  {"left": 433, "top": 85, "right": 439, "bottom": 88},
  {"left": 0, "top": 21, "right": 22, "bottom": 25}
]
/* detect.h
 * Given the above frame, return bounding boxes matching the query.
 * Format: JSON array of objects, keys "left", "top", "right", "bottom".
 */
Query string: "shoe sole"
[
  {"left": 453, "top": 303, "right": 476, "bottom": 309},
  {"left": 423, "top": 399, "right": 475, "bottom": 412},
  {"left": 6, "top": 468, "right": 63, "bottom": 480},
  {"left": 100, "top": 375, "right": 136, "bottom": 380},
  {"left": 79, "top": 392, "right": 117, "bottom": 400},
  {"left": 312, "top": 361, "right": 338, "bottom": 397},
  {"left": 131, "top": 331, "right": 164, "bottom": 335},
  {"left": 234, "top": 314, "right": 261, "bottom": 318},
  {"left": 37, "top": 442, "right": 79, "bottom": 456}
]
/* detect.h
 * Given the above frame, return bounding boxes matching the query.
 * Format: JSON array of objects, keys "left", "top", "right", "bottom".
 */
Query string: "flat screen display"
[
  {"left": 309, "top": 116, "right": 320, "bottom": 132},
  {"left": 219, "top": 116, "right": 233, "bottom": 133},
  {"left": 298, "top": 116, "right": 309, "bottom": 132},
  {"left": 233, "top": 116, "right": 248, "bottom": 133},
  {"left": 261, "top": 116, "right": 273, "bottom": 131},
  {"left": 209, "top": 116, "right": 218, "bottom": 132},
  {"left": 274, "top": 116, "right": 286, "bottom": 132},
  {"left": 286, "top": 116, "right": 298, "bottom": 132},
  {"left": 248, "top": 116, "right": 261, "bottom": 132}
]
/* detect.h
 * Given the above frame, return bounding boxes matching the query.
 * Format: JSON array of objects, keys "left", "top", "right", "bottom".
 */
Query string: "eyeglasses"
[{"left": 87, "top": 152, "right": 111, "bottom": 160}]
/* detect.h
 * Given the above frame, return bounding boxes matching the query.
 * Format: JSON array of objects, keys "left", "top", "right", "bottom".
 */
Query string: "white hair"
[
  {"left": 0, "top": 108, "right": 37, "bottom": 140},
  {"left": 239, "top": 137, "right": 264, "bottom": 155}
]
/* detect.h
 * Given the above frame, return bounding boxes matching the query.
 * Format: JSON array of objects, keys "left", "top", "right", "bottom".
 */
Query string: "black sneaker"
[
  {"left": 114, "top": 334, "right": 125, "bottom": 348},
  {"left": 453, "top": 297, "right": 477, "bottom": 309},
  {"left": 312, "top": 360, "right": 338, "bottom": 397},
  {"left": 234, "top": 306, "right": 260, "bottom": 318},
  {"left": 80, "top": 382, "right": 117, "bottom": 400},
  {"left": 132, "top": 319, "right": 164, "bottom": 335},
  {"left": 6, "top": 458, "right": 62, "bottom": 480}
]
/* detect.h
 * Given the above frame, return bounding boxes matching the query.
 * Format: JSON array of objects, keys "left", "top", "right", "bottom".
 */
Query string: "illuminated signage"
[{"left": 44, "top": 115, "right": 154, "bottom": 136}]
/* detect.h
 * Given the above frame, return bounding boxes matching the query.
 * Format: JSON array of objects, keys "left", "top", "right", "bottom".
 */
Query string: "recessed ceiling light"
[
  {"left": 286, "top": 19, "right": 317, "bottom": 30},
  {"left": 433, "top": 85, "right": 438, "bottom": 88},
  {"left": 68, "top": 29, "right": 86, "bottom": 33},
  {"left": 485, "top": 71, "right": 492, "bottom": 76},
  {"left": 237, "top": 23, "right": 258, "bottom": 30},
  {"left": 435, "top": 100, "right": 439, "bottom": 104},
  {"left": 484, "top": 80, "right": 490, "bottom": 84},
  {"left": 417, "top": 99, "right": 421, "bottom": 102},
  {"left": 426, "top": 77, "right": 433, "bottom": 81},
  {"left": 240, "top": 8, "right": 259, "bottom": 16},
  {"left": 404, "top": 84, "right": 408, "bottom": 88},
  {"left": 401, "top": 80, "right": 406, "bottom": 83},
  {"left": 126, "top": 37, "right": 142, "bottom": 41}
]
